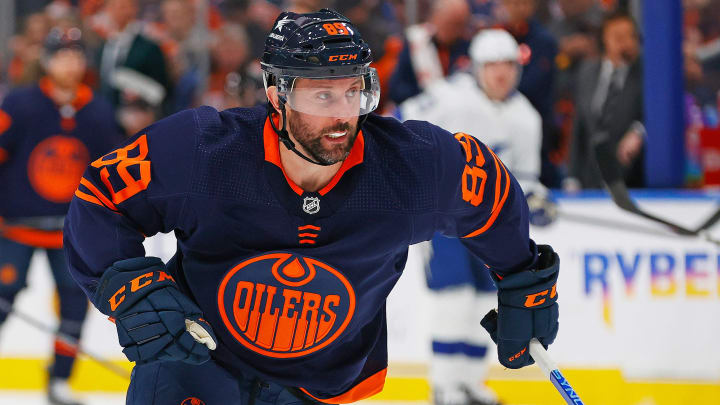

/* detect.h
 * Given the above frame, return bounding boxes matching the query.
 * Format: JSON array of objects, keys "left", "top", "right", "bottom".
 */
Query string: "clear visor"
[{"left": 275, "top": 68, "right": 380, "bottom": 117}]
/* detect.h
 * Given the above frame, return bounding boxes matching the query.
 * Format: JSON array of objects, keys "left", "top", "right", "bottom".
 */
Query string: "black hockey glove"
[
  {"left": 481, "top": 244, "right": 559, "bottom": 369},
  {"left": 94, "top": 257, "right": 216, "bottom": 365}
]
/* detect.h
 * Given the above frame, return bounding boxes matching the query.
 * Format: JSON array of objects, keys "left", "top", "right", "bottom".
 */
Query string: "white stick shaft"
[
  {"left": 529, "top": 338, "right": 557, "bottom": 378},
  {"left": 529, "top": 338, "right": 585, "bottom": 405}
]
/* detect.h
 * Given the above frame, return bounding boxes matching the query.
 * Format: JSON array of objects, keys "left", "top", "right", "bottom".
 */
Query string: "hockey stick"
[
  {"left": 0, "top": 296, "right": 131, "bottom": 379},
  {"left": 594, "top": 142, "right": 720, "bottom": 244},
  {"left": 529, "top": 338, "right": 585, "bottom": 405}
]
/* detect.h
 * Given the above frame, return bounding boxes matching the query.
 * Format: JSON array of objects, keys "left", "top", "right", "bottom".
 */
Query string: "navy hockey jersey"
[
  {"left": 63, "top": 105, "right": 538, "bottom": 402},
  {"left": 0, "top": 78, "right": 123, "bottom": 248}
]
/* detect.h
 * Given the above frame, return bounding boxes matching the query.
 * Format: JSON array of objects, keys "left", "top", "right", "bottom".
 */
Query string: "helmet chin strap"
[{"left": 266, "top": 100, "right": 368, "bottom": 167}]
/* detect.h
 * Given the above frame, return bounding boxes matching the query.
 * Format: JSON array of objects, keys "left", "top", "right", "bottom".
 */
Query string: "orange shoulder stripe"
[
  {"left": 300, "top": 368, "right": 387, "bottom": 403},
  {"left": 74, "top": 189, "right": 103, "bottom": 207},
  {"left": 463, "top": 149, "right": 511, "bottom": 238},
  {"left": 79, "top": 177, "right": 119, "bottom": 211}
]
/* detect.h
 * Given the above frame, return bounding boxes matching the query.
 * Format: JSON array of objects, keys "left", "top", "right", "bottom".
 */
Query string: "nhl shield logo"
[{"left": 303, "top": 196, "right": 320, "bottom": 214}]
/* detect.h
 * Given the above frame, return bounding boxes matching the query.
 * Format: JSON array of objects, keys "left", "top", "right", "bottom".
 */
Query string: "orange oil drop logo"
[
  {"left": 217, "top": 253, "right": 355, "bottom": 359},
  {"left": 27, "top": 135, "right": 89, "bottom": 203}
]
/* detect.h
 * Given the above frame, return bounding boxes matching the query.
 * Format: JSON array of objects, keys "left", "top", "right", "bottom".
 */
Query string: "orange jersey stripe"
[
  {"left": 3, "top": 226, "right": 63, "bottom": 249},
  {"left": 298, "top": 225, "right": 321, "bottom": 231},
  {"left": 318, "top": 132, "right": 364, "bottom": 196},
  {"left": 299, "top": 240, "right": 316, "bottom": 244},
  {"left": 262, "top": 116, "right": 365, "bottom": 196},
  {"left": 263, "top": 117, "right": 305, "bottom": 196},
  {"left": 298, "top": 233, "right": 318, "bottom": 238},
  {"left": 463, "top": 149, "right": 511, "bottom": 238},
  {"left": 79, "top": 177, "right": 118, "bottom": 211},
  {"left": 74, "top": 189, "right": 103, "bottom": 207},
  {"left": 300, "top": 368, "right": 387, "bottom": 403}
]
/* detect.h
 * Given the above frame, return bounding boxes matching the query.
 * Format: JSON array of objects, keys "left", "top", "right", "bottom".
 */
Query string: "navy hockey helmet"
[
  {"left": 261, "top": 9, "right": 380, "bottom": 117},
  {"left": 44, "top": 26, "right": 85, "bottom": 56}
]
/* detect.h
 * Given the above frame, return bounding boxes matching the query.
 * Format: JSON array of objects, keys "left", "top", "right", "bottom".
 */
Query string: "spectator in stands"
[
  {"left": 500, "top": 0, "right": 557, "bottom": 123},
  {"left": 114, "top": 68, "right": 166, "bottom": 137},
  {"left": 547, "top": 0, "right": 603, "bottom": 101},
  {"left": 97, "top": 0, "right": 170, "bottom": 113},
  {"left": 544, "top": 0, "right": 604, "bottom": 179},
  {"left": 565, "top": 10, "right": 644, "bottom": 190},
  {"left": 243, "top": 0, "right": 282, "bottom": 60},
  {"left": 8, "top": 13, "right": 51, "bottom": 86},
  {"left": 201, "top": 23, "right": 261, "bottom": 110},
  {"left": 287, "top": 0, "right": 334, "bottom": 14},
  {"left": 157, "top": 0, "right": 211, "bottom": 111},
  {"left": 499, "top": 0, "right": 560, "bottom": 187},
  {"left": 388, "top": 0, "right": 472, "bottom": 105}
]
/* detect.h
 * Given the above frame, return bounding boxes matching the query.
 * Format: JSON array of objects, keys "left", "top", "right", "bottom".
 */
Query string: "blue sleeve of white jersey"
[
  {"left": 63, "top": 107, "right": 205, "bottom": 299},
  {"left": 408, "top": 120, "right": 537, "bottom": 276}
]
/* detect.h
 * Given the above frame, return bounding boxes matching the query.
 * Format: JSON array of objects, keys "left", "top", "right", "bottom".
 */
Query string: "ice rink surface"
[{"left": 0, "top": 391, "right": 434, "bottom": 405}]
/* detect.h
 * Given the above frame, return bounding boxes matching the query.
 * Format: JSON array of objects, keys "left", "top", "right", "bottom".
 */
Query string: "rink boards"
[{"left": 1, "top": 190, "right": 719, "bottom": 404}]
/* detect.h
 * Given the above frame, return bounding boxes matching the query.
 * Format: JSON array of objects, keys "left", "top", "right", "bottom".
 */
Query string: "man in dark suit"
[
  {"left": 388, "top": 0, "right": 472, "bottom": 105},
  {"left": 98, "top": 0, "right": 170, "bottom": 113},
  {"left": 566, "top": 11, "right": 645, "bottom": 190}
]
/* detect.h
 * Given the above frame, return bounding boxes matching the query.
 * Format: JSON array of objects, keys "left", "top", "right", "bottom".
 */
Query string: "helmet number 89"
[{"left": 323, "top": 23, "right": 350, "bottom": 36}]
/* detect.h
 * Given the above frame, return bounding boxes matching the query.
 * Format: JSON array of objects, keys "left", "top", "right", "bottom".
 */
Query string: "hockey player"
[
  {"left": 398, "top": 28, "right": 556, "bottom": 405},
  {"left": 0, "top": 27, "right": 123, "bottom": 405},
  {"left": 63, "top": 10, "right": 560, "bottom": 405}
]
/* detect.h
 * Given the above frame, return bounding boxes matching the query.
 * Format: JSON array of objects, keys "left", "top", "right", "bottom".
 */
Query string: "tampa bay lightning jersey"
[{"left": 64, "top": 105, "right": 538, "bottom": 402}]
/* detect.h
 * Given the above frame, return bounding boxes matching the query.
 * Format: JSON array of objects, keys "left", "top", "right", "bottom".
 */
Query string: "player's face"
[
  {"left": 479, "top": 60, "right": 518, "bottom": 101},
  {"left": 46, "top": 48, "right": 86, "bottom": 88},
  {"left": 285, "top": 77, "right": 361, "bottom": 165}
]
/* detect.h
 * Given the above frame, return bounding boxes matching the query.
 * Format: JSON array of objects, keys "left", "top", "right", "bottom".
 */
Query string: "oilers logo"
[
  {"left": 180, "top": 398, "right": 205, "bottom": 405},
  {"left": 217, "top": 252, "right": 355, "bottom": 359}
]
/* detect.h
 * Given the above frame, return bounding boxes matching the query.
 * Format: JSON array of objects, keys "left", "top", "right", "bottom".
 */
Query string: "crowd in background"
[{"left": 1, "top": 0, "right": 720, "bottom": 189}]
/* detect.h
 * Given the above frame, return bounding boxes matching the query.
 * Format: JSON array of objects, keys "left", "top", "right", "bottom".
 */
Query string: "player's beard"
[{"left": 288, "top": 113, "right": 359, "bottom": 165}]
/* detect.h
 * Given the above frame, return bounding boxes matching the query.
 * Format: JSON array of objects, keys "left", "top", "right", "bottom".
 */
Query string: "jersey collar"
[
  {"left": 262, "top": 115, "right": 365, "bottom": 196},
  {"left": 39, "top": 77, "right": 94, "bottom": 112}
]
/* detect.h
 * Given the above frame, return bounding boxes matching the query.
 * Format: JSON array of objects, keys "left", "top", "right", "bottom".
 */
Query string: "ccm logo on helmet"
[
  {"left": 328, "top": 54, "right": 358, "bottom": 62},
  {"left": 108, "top": 271, "right": 175, "bottom": 312},
  {"left": 217, "top": 252, "right": 356, "bottom": 359},
  {"left": 524, "top": 283, "right": 557, "bottom": 308}
]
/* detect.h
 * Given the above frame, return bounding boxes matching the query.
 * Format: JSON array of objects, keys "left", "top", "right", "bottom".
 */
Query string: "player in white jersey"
[{"left": 398, "top": 29, "right": 556, "bottom": 405}]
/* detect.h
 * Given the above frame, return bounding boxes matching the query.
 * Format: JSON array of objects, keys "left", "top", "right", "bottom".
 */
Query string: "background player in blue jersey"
[
  {"left": 63, "top": 9, "right": 561, "bottom": 405},
  {"left": 0, "top": 27, "right": 123, "bottom": 405}
]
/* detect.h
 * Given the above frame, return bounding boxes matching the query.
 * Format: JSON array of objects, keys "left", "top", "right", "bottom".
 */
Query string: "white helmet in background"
[
  {"left": 469, "top": 28, "right": 521, "bottom": 65},
  {"left": 469, "top": 29, "right": 523, "bottom": 100}
]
